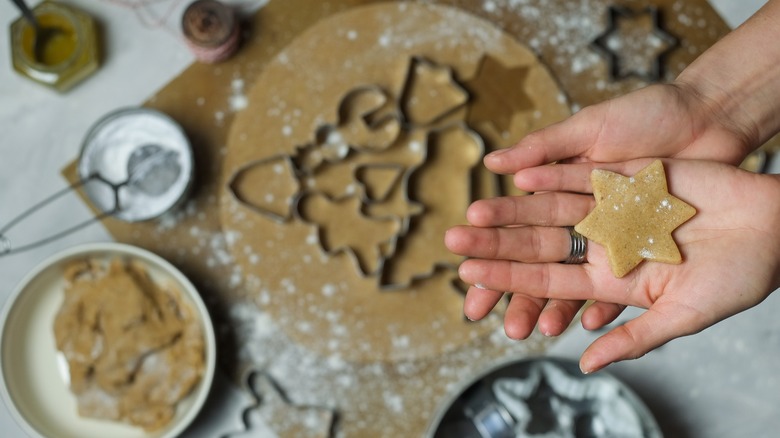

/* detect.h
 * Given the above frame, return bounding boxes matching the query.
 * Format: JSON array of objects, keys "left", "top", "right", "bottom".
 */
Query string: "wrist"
[
  {"left": 668, "top": 77, "right": 756, "bottom": 164},
  {"left": 674, "top": 0, "right": 780, "bottom": 160}
]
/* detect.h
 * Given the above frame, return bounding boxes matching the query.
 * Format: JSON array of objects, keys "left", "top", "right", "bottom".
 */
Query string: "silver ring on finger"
[{"left": 563, "top": 226, "right": 587, "bottom": 264}]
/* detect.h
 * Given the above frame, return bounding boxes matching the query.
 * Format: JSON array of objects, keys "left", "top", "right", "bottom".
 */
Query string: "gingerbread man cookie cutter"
[{"left": 222, "top": 369, "right": 335, "bottom": 438}]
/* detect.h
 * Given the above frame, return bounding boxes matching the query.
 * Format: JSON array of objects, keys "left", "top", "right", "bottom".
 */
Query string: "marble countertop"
[{"left": 0, "top": 1, "right": 775, "bottom": 437}]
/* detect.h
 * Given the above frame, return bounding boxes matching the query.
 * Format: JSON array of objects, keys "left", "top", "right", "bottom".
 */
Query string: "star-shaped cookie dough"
[
  {"left": 575, "top": 160, "right": 696, "bottom": 278},
  {"left": 464, "top": 55, "right": 533, "bottom": 134}
]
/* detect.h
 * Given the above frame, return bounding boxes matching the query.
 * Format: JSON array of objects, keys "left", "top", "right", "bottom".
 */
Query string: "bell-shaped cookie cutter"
[{"left": 399, "top": 56, "right": 470, "bottom": 128}]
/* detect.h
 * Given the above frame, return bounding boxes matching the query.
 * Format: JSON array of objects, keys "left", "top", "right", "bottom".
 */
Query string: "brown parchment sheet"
[
  {"left": 62, "top": 0, "right": 779, "bottom": 436},
  {"left": 220, "top": 2, "right": 571, "bottom": 364}
]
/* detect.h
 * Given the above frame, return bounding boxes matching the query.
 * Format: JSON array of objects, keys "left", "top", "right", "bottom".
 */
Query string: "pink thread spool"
[{"left": 181, "top": 0, "right": 240, "bottom": 63}]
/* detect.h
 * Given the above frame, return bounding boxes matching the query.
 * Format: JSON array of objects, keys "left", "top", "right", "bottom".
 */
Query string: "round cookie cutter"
[
  {"left": 0, "top": 107, "right": 194, "bottom": 256},
  {"left": 427, "top": 357, "right": 662, "bottom": 438}
]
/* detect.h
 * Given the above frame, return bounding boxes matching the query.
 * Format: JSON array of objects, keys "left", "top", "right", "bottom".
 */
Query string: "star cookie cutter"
[
  {"left": 293, "top": 189, "right": 404, "bottom": 278},
  {"left": 590, "top": 5, "right": 679, "bottom": 82}
]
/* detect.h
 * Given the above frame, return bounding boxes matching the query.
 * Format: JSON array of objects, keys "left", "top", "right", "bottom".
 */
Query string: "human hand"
[
  {"left": 483, "top": 83, "right": 757, "bottom": 176},
  {"left": 445, "top": 159, "right": 780, "bottom": 373}
]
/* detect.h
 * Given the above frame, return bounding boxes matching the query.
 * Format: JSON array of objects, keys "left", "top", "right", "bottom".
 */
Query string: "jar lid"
[{"left": 181, "top": 0, "right": 236, "bottom": 47}]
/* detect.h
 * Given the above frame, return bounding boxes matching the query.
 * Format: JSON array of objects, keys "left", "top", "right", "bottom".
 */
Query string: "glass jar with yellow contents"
[{"left": 10, "top": 1, "right": 99, "bottom": 92}]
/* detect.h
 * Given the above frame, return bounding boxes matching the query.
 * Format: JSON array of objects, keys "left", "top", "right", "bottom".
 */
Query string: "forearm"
[{"left": 676, "top": 0, "right": 780, "bottom": 153}]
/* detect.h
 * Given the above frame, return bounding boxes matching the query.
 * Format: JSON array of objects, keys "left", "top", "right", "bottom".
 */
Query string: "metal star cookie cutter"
[
  {"left": 590, "top": 5, "right": 679, "bottom": 82},
  {"left": 293, "top": 188, "right": 404, "bottom": 278}
]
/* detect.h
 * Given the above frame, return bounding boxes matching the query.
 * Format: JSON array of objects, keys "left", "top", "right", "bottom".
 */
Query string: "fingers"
[
  {"left": 458, "top": 259, "right": 599, "bottom": 301},
  {"left": 538, "top": 299, "right": 586, "bottom": 336},
  {"left": 579, "top": 303, "right": 704, "bottom": 374},
  {"left": 463, "top": 286, "right": 504, "bottom": 321},
  {"left": 581, "top": 302, "right": 627, "bottom": 331},
  {"left": 446, "top": 225, "right": 574, "bottom": 263},
  {"left": 465, "top": 192, "right": 595, "bottom": 228},
  {"left": 513, "top": 160, "right": 656, "bottom": 194},
  {"left": 464, "top": 287, "right": 586, "bottom": 339},
  {"left": 504, "top": 293, "right": 547, "bottom": 339},
  {"left": 515, "top": 163, "right": 596, "bottom": 194}
]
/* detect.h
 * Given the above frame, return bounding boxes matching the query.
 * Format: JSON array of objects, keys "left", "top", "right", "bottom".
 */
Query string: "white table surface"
[{"left": 0, "top": 1, "right": 774, "bottom": 437}]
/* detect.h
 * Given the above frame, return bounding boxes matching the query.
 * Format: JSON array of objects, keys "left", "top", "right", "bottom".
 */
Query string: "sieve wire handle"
[{"left": 0, "top": 174, "right": 122, "bottom": 257}]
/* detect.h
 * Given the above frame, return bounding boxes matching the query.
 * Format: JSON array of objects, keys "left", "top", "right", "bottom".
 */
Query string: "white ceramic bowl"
[{"left": 0, "top": 243, "right": 216, "bottom": 438}]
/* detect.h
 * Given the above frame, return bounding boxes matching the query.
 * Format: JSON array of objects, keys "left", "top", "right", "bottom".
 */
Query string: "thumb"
[
  {"left": 579, "top": 304, "right": 706, "bottom": 374},
  {"left": 483, "top": 106, "right": 601, "bottom": 174}
]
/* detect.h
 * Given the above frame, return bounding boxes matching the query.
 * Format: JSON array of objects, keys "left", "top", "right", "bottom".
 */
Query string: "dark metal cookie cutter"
[{"left": 590, "top": 5, "right": 679, "bottom": 82}]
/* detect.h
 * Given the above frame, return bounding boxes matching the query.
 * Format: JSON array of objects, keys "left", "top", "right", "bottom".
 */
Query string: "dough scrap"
[
  {"left": 53, "top": 258, "right": 205, "bottom": 432},
  {"left": 575, "top": 160, "right": 696, "bottom": 278}
]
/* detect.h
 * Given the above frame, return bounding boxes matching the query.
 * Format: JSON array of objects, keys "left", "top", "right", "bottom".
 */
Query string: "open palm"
[{"left": 446, "top": 159, "right": 780, "bottom": 373}]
